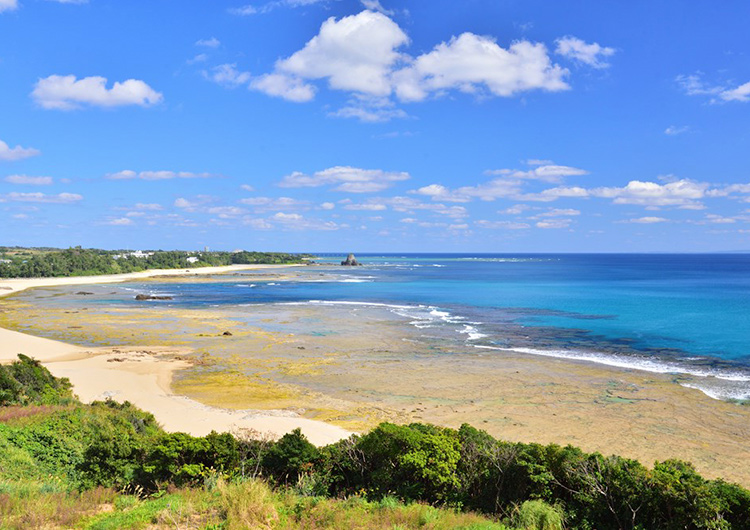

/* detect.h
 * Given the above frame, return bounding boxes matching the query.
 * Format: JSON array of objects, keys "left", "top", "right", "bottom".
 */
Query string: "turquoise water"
[{"left": 54, "top": 253, "right": 750, "bottom": 400}]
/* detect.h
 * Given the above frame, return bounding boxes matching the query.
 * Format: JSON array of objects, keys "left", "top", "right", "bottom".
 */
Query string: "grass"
[{"left": 0, "top": 477, "right": 512, "bottom": 530}]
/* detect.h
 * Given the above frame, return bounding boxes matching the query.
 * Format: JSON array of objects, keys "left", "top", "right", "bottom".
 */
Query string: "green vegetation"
[
  {"left": 1, "top": 354, "right": 749, "bottom": 529},
  {"left": 0, "top": 246, "right": 310, "bottom": 278}
]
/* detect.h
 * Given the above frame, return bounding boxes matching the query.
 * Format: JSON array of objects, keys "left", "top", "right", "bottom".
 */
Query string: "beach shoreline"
[
  {"left": 0, "top": 264, "right": 352, "bottom": 446},
  {"left": 2, "top": 266, "right": 750, "bottom": 486}
]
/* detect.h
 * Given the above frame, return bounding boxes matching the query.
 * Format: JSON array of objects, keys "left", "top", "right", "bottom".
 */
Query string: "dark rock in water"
[
  {"left": 341, "top": 253, "right": 362, "bottom": 266},
  {"left": 222, "top": 331, "right": 233, "bottom": 336},
  {"left": 134, "top": 294, "right": 173, "bottom": 301},
  {"left": 75, "top": 291, "right": 94, "bottom": 295}
]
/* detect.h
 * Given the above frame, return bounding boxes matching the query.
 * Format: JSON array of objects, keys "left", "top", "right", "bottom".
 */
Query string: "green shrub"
[{"left": 511, "top": 500, "right": 564, "bottom": 530}]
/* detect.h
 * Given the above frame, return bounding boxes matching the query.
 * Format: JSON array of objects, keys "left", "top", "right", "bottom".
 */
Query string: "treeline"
[
  {"left": 1, "top": 355, "right": 749, "bottom": 529},
  {"left": 0, "top": 246, "right": 309, "bottom": 278}
]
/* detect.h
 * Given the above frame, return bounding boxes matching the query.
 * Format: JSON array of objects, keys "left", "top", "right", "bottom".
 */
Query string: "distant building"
[
  {"left": 187, "top": 256, "right": 199, "bottom": 264},
  {"left": 113, "top": 250, "right": 155, "bottom": 260}
]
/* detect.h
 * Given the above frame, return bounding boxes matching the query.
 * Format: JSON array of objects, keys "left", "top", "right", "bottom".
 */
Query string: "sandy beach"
[{"left": 0, "top": 265, "right": 351, "bottom": 446}]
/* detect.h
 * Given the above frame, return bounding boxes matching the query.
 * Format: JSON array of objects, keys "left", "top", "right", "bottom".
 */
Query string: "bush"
[
  {"left": 0, "top": 355, "right": 74, "bottom": 406},
  {"left": 512, "top": 500, "right": 564, "bottom": 530}
]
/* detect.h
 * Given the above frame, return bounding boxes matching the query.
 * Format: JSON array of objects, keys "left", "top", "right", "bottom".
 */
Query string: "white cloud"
[
  {"left": 329, "top": 103, "right": 407, "bottom": 122},
  {"left": 252, "top": 10, "right": 570, "bottom": 111},
  {"left": 360, "top": 0, "right": 392, "bottom": 15},
  {"left": 196, "top": 37, "right": 220, "bottom": 48},
  {"left": 32, "top": 75, "right": 163, "bottom": 110},
  {"left": 498, "top": 204, "right": 530, "bottom": 215},
  {"left": 106, "top": 217, "right": 133, "bottom": 226},
  {"left": 0, "top": 0, "right": 18, "bottom": 12},
  {"left": 393, "top": 33, "right": 569, "bottom": 102},
  {"left": 414, "top": 163, "right": 586, "bottom": 203},
  {"left": 0, "top": 140, "right": 41, "bottom": 161},
  {"left": 4, "top": 175, "right": 53, "bottom": 185},
  {"left": 531, "top": 208, "right": 580, "bottom": 218},
  {"left": 105, "top": 170, "right": 217, "bottom": 180},
  {"left": 343, "top": 203, "right": 387, "bottom": 211},
  {"left": 721, "top": 81, "right": 750, "bottom": 102},
  {"left": 229, "top": 0, "right": 327, "bottom": 16},
  {"left": 276, "top": 11, "right": 409, "bottom": 98},
  {"left": 2, "top": 192, "right": 82, "bottom": 203},
  {"left": 625, "top": 216, "right": 669, "bottom": 224},
  {"left": 554, "top": 36, "right": 615, "bottom": 68},
  {"left": 47, "top": 0, "right": 88, "bottom": 4},
  {"left": 208, "top": 206, "right": 247, "bottom": 218},
  {"left": 664, "top": 125, "right": 689, "bottom": 135},
  {"left": 536, "top": 219, "right": 572, "bottom": 229},
  {"left": 591, "top": 179, "right": 707, "bottom": 208},
  {"left": 320, "top": 202, "right": 335, "bottom": 210},
  {"left": 271, "top": 211, "right": 340, "bottom": 230},
  {"left": 519, "top": 186, "right": 590, "bottom": 202},
  {"left": 173, "top": 196, "right": 215, "bottom": 211},
  {"left": 203, "top": 64, "right": 252, "bottom": 88},
  {"left": 240, "top": 184, "right": 255, "bottom": 192},
  {"left": 243, "top": 217, "right": 273, "bottom": 230},
  {"left": 374, "top": 196, "right": 468, "bottom": 218},
  {"left": 279, "top": 166, "right": 409, "bottom": 192},
  {"left": 250, "top": 73, "right": 316, "bottom": 102},
  {"left": 677, "top": 74, "right": 750, "bottom": 103},
  {"left": 484, "top": 163, "right": 587, "bottom": 183},
  {"left": 133, "top": 203, "right": 163, "bottom": 211},
  {"left": 239, "top": 196, "right": 310, "bottom": 212},
  {"left": 476, "top": 220, "right": 530, "bottom": 230},
  {"left": 412, "top": 179, "right": 521, "bottom": 202}
]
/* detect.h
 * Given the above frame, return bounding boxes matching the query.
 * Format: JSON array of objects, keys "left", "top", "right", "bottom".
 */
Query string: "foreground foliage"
[{"left": 1, "top": 354, "right": 749, "bottom": 529}]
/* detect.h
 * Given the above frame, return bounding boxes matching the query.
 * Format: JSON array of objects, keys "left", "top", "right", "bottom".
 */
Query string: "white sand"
[{"left": 0, "top": 265, "right": 352, "bottom": 446}]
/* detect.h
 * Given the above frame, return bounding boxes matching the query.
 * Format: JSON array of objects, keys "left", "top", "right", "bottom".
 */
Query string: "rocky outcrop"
[
  {"left": 341, "top": 253, "right": 362, "bottom": 266},
  {"left": 134, "top": 294, "right": 173, "bottom": 301}
]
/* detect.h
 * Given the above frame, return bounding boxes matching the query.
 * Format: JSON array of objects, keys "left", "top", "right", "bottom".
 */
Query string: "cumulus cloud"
[
  {"left": 1, "top": 192, "right": 82, "bottom": 203},
  {"left": 4, "top": 175, "right": 53, "bottom": 185},
  {"left": 591, "top": 179, "right": 708, "bottom": 208},
  {"left": 279, "top": 166, "right": 410, "bottom": 193},
  {"left": 0, "top": 139, "right": 41, "bottom": 161},
  {"left": 273, "top": 11, "right": 408, "bottom": 98},
  {"left": 249, "top": 74, "right": 316, "bottom": 102},
  {"left": 554, "top": 36, "right": 615, "bottom": 68},
  {"left": 105, "top": 170, "right": 218, "bottom": 180},
  {"left": 203, "top": 64, "right": 251, "bottom": 88},
  {"left": 252, "top": 10, "right": 573, "bottom": 114},
  {"left": 32, "top": 75, "right": 163, "bottom": 110},
  {"left": 530, "top": 208, "right": 580, "bottom": 218},
  {"left": 393, "top": 33, "right": 569, "bottom": 102},
  {"left": 0, "top": 0, "right": 17, "bottom": 13}
]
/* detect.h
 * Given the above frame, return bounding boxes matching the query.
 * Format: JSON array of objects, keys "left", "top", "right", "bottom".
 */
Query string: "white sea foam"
[{"left": 478, "top": 345, "right": 750, "bottom": 381}]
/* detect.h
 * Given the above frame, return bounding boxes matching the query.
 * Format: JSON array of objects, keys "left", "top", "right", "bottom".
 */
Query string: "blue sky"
[{"left": 1, "top": 0, "right": 750, "bottom": 252}]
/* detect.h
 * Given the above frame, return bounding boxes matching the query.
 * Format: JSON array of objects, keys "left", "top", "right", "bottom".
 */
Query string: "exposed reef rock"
[
  {"left": 341, "top": 253, "right": 362, "bottom": 266},
  {"left": 134, "top": 294, "right": 173, "bottom": 301}
]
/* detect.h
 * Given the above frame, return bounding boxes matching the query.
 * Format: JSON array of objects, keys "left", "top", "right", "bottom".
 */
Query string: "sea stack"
[{"left": 341, "top": 253, "right": 361, "bottom": 266}]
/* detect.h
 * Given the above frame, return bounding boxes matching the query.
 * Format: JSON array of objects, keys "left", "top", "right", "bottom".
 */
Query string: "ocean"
[{"left": 25, "top": 253, "right": 750, "bottom": 401}]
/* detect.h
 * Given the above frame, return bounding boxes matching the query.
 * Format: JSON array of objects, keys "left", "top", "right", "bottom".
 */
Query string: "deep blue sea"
[{"left": 105, "top": 253, "right": 750, "bottom": 400}]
